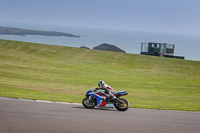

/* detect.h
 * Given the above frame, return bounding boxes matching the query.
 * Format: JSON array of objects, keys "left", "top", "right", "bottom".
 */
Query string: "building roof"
[
  {"left": 80, "top": 46, "right": 90, "bottom": 49},
  {"left": 93, "top": 43, "right": 126, "bottom": 53}
]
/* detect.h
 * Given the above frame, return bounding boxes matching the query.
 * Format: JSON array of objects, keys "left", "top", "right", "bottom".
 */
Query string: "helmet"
[{"left": 98, "top": 80, "right": 105, "bottom": 87}]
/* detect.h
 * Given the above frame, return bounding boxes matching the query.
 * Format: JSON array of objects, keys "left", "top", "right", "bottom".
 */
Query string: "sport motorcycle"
[{"left": 82, "top": 87, "right": 129, "bottom": 111}]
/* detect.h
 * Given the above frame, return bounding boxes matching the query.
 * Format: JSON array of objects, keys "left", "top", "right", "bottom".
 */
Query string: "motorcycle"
[{"left": 82, "top": 87, "right": 129, "bottom": 111}]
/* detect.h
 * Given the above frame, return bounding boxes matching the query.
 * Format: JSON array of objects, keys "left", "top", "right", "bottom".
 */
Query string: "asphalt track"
[{"left": 0, "top": 98, "right": 200, "bottom": 133}]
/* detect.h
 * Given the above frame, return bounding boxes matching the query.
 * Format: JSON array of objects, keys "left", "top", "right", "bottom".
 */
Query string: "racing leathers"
[{"left": 96, "top": 84, "right": 116, "bottom": 100}]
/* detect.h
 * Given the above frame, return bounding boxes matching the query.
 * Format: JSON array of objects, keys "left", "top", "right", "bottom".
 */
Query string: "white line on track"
[{"left": 0, "top": 97, "right": 82, "bottom": 105}]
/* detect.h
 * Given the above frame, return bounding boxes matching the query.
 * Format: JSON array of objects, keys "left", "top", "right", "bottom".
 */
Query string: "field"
[{"left": 0, "top": 39, "right": 200, "bottom": 111}]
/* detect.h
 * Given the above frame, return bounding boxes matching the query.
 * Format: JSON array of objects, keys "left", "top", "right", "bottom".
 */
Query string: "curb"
[{"left": 0, "top": 97, "right": 82, "bottom": 105}]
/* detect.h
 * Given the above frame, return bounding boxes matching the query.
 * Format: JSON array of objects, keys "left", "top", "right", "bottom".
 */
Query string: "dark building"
[
  {"left": 80, "top": 46, "right": 90, "bottom": 49},
  {"left": 93, "top": 43, "right": 126, "bottom": 53},
  {"left": 140, "top": 42, "right": 184, "bottom": 59}
]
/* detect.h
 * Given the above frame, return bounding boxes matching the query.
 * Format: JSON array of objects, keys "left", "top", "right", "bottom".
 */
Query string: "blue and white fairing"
[
  {"left": 85, "top": 88, "right": 93, "bottom": 96},
  {"left": 114, "top": 91, "right": 128, "bottom": 98},
  {"left": 115, "top": 91, "right": 127, "bottom": 95},
  {"left": 85, "top": 88, "right": 106, "bottom": 106},
  {"left": 85, "top": 88, "right": 127, "bottom": 107}
]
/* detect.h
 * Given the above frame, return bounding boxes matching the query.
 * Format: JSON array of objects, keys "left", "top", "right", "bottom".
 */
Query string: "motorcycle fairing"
[
  {"left": 88, "top": 91, "right": 107, "bottom": 107},
  {"left": 86, "top": 89, "right": 93, "bottom": 96},
  {"left": 115, "top": 91, "right": 127, "bottom": 95}
]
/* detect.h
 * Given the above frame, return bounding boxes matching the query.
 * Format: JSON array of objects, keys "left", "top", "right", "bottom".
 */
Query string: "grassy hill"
[{"left": 0, "top": 39, "right": 200, "bottom": 111}]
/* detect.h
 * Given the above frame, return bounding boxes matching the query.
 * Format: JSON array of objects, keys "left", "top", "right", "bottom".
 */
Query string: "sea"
[{"left": 0, "top": 25, "right": 199, "bottom": 61}]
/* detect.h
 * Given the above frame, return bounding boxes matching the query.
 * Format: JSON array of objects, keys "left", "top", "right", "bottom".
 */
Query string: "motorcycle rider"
[{"left": 96, "top": 80, "right": 117, "bottom": 101}]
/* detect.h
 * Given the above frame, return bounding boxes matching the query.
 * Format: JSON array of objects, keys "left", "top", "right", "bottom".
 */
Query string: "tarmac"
[{"left": 1, "top": 97, "right": 200, "bottom": 133}]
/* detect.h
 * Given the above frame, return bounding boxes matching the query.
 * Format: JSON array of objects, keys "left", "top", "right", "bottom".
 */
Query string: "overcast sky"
[{"left": 0, "top": 0, "right": 200, "bottom": 35}]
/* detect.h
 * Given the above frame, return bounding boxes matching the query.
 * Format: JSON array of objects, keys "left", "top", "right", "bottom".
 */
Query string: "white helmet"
[{"left": 98, "top": 80, "right": 105, "bottom": 87}]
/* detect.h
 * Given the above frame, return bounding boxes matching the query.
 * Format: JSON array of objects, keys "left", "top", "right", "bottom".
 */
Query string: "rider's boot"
[
  {"left": 109, "top": 95, "right": 117, "bottom": 102},
  {"left": 110, "top": 95, "right": 123, "bottom": 104}
]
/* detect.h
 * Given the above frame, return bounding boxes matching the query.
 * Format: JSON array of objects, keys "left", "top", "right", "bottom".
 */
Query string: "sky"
[{"left": 0, "top": 0, "right": 200, "bottom": 35}]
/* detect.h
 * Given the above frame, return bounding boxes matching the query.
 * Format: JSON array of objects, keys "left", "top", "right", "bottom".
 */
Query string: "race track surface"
[{"left": 0, "top": 98, "right": 200, "bottom": 133}]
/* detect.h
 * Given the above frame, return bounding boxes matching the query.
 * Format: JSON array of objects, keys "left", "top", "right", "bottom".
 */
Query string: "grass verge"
[{"left": 0, "top": 39, "right": 200, "bottom": 111}]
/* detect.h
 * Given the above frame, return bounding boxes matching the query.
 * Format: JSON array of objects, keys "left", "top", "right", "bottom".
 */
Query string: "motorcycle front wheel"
[
  {"left": 114, "top": 98, "right": 129, "bottom": 111},
  {"left": 82, "top": 96, "right": 96, "bottom": 109}
]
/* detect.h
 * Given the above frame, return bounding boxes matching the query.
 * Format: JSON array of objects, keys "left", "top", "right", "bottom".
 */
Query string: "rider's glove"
[{"left": 94, "top": 88, "right": 99, "bottom": 91}]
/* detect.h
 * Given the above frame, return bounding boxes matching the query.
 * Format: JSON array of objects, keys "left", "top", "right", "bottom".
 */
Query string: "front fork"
[
  {"left": 86, "top": 95, "right": 94, "bottom": 104},
  {"left": 89, "top": 95, "right": 93, "bottom": 101}
]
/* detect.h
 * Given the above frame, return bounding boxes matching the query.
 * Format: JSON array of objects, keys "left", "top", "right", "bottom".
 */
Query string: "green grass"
[{"left": 0, "top": 39, "right": 200, "bottom": 111}]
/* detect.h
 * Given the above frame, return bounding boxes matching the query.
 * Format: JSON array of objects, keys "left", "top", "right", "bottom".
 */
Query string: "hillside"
[
  {"left": 0, "top": 26, "right": 80, "bottom": 37},
  {"left": 0, "top": 39, "right": 200, "bottom": 111}
]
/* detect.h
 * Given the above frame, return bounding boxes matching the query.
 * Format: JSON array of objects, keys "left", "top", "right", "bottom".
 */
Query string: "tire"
[
  {"left": 114, "top": 98, "right": 129, "bottom": 111},
  {"left": 82, "top": 97, "right": 96, "bottom": 109}
]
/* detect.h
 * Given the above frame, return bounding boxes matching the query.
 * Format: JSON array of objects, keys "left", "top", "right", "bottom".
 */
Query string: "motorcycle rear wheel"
[
  {"left": 82, "top": 97, "right": 96, "bottom": 109},
  {"left": 114, "top": 98, "right": 129, "bottom": 111}
]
